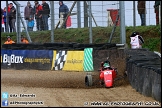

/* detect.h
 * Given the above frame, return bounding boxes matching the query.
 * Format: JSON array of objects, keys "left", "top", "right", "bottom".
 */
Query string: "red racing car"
[{"left": 85, "top": 58, "right": 118, "bottom": 88}]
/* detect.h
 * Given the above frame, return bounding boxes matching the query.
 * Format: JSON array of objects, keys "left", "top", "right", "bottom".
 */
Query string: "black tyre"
[{"left": 85, "top": 75, "right": 93, "bottom": 86}]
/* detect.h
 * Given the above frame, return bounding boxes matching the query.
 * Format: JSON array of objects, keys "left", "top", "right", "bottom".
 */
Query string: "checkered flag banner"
[{"left": 54, "top": 50, "right": 67, "bottom": 70}]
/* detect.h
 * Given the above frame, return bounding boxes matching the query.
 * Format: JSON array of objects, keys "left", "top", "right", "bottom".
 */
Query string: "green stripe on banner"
[{"left": 83, "top": 48, "right": 94, "bottom": 71}]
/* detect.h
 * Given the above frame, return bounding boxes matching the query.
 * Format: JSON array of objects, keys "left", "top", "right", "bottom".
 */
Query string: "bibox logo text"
[{"left": 3, "top": 54, "right": 23, "bottom": 65}]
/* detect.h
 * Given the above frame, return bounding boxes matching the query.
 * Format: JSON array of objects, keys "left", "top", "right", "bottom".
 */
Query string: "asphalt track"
[{"left": 1, "top": 69, "right": 161, "bottom": 107}]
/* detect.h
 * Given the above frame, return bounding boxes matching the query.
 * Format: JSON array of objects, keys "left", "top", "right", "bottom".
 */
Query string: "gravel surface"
[{"left": 1, "top": 69, "right": 161, "bottom": 107}]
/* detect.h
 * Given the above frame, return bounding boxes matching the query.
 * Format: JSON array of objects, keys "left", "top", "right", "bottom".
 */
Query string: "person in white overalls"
[{"left": 130, "top": 32, "right": 144, "bottom": 49}]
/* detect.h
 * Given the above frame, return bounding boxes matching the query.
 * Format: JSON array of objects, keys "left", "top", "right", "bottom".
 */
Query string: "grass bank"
[{"left": 1, "top": 25, "right": 161, "bottom": 53}]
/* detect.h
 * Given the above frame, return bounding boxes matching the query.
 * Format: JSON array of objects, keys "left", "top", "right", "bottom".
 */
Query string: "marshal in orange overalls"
[{"left": 4, "top": 36, "right": 15, "bottom": 44}]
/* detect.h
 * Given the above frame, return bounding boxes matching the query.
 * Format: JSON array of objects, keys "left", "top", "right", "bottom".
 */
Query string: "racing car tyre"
[{"left": 85, "top": 75, "right": 93, "bottom": 86}]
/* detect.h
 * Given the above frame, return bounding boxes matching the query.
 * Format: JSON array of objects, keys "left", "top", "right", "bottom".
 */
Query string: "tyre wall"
[{"left": 125, "top": 49, "right": 161, "bottom": 102}]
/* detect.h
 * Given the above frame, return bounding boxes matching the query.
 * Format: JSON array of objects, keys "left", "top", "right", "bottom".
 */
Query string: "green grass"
[{"left": 1, "top": 25, "right": 161, "bottom": 53}]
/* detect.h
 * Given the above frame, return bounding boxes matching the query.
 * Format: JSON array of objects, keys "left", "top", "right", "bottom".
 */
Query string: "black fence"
[{"left": 1, "top": 42, "right": 117, "bottom": 50}]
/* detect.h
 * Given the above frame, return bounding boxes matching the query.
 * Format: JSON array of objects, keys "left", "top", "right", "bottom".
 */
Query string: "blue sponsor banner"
[
  {"left": 1, "top": 49, "right": 13, "bottom": 68},
  {"left": 1, "top": 49, "right": 12, "bottom": 56},
  {"left": 1, "top": 50, "right": 53, "bottom": 70},
  {"left": 34, "top": 50, "right": 53, "bottom": 59},
  {"left": 1, "top": 49, "right": 24, "bottom": 64},
  {"left": 11, "top": 50, "right": 53, "bottom": 58},
  {"left": 11, "top": 50, "right": 28, "bottom": 57}
]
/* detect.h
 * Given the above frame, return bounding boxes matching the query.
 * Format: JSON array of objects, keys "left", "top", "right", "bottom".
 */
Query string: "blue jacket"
[
  {"left": 59, "top": 1, "right": 69, "bottom": 18},
  {"left": 28, "top": 20, "right": 34, "bottom": 27},
  {"left": 3, "top": 11, "right": 7, "bottom": 22}
]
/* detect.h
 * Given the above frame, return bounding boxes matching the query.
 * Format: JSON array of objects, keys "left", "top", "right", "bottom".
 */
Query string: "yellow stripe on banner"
[
  {"left": 63, "top": 51, "right": 84, "bottom": 71},
  {"left": 51, "top": 50, "right": 56, "bottom": 70}
]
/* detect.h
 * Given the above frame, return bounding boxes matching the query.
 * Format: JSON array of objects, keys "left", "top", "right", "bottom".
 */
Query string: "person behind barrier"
[
  {"left": 137, "top": 1, "right": 146, "bottom": 26},
  {"left": 4, "top": 36, "right": 15, "bottom": 44},
  {"left": 154, "top": 1, "right": 160, "bottom": 25},
  {"left": 59, "top": 1, "right": 69, "bottom": 29},
  {"left": 42, "top": 1, "right": 50, "bottom": 30},
  {"left": 1, "top": 8, "right": 3, "bottom": 32},
  {"left": 9, "top": 3, "right": 16, "bottom": 32},
  {"left": 130, "top": 32, "right": 144, "bottom": 49},
  {"left": 34, "top": 1, "right": 44, "bottom": 31},
  {"left": 24, "top": 1, "right": 34, "bottom": 31},
  {"left": 21, "top": 35, "right": 29, "bottom": 44}
]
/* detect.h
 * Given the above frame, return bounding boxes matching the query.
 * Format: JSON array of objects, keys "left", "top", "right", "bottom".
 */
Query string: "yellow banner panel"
[
  {"left": 63, "top": 51, "right": 84, "bottom": 71},
  {"left": 51, "top": 50, "right": 56, "bottom": 70}
]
